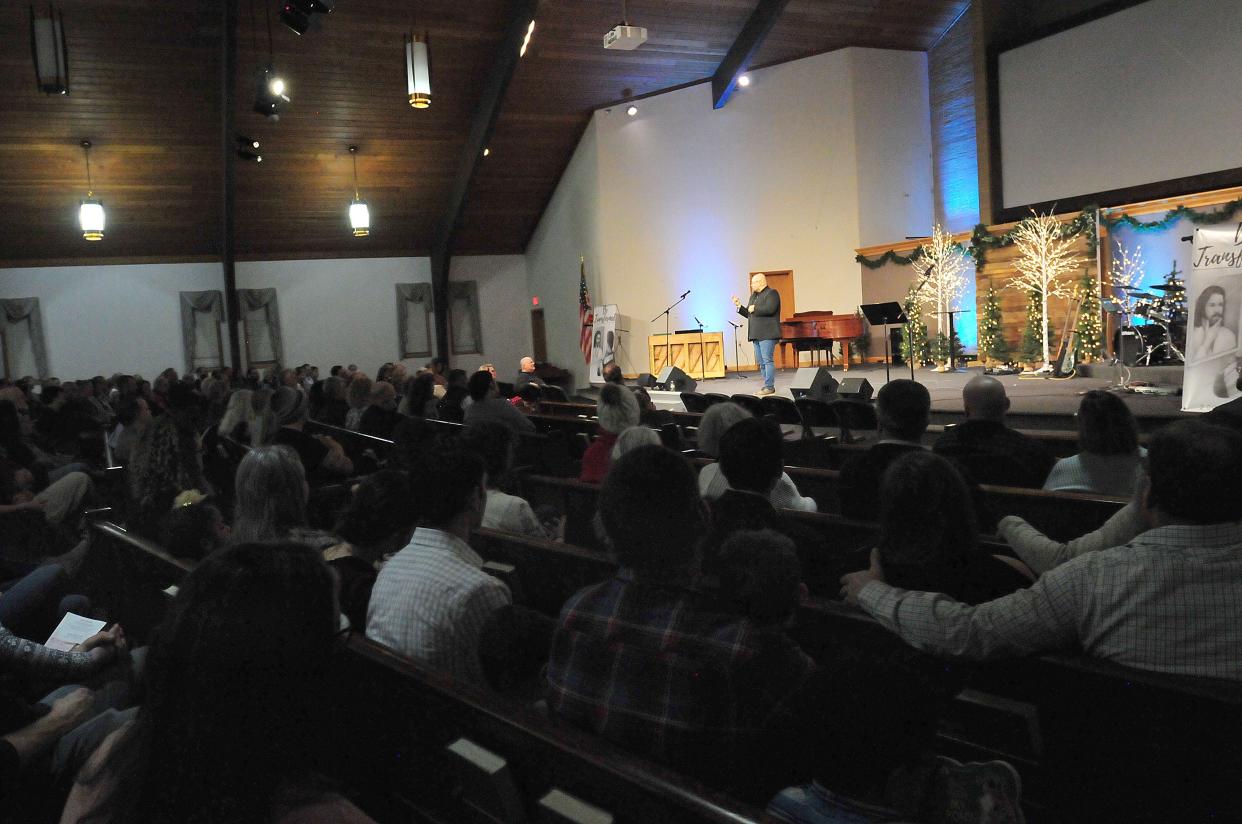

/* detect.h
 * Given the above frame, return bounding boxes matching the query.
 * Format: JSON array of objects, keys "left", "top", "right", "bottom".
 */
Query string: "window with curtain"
[
  {"left": 237, "top": 288, "right": 284, "bottom": 368},
  {"left": 396, "top": 283, "right": 434, "bottom": 359},
  {"left": 179, "top": 290, "right": 225, "bottom": 374},
  {"left": 0, "top": 298, "right": 49, "bottom": 379},
  {"left": 449, "top": 280, "right": 482, "bottom": 355}
]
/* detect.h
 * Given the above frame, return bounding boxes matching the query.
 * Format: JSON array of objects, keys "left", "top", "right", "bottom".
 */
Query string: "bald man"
[
  {"left": 732, "top": 273, "right": 782, "bottom": 396},
  {"left": 514, "top": 356, "right": 546, "bottom": 393},
  {"left": 932, "top": 375, "right": 1055, "bottom": 488}
]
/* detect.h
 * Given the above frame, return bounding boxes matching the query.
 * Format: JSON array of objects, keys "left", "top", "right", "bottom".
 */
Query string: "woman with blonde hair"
[
  {"left": 216, "top": 389, "right": 254, "bottom": 444},
  {"left": 345, "top": 374, "right": 372, "bottom": 431}
]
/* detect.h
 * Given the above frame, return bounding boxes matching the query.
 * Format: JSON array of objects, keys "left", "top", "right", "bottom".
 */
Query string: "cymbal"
[
  {"left": 1116, "top": 285, "right": 1152, "bottom": 293},
  {"left": 1127, "top": 292, "right": 1159, "bottom": 300},
  {"left": 1151, "top": 283, "right": 1185, "bottom": 292}
]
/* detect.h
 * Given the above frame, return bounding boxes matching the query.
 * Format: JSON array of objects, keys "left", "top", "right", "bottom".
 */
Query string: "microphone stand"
[
  {"left": 652, "top": 291, "right": 690, "bottom": 376},
  {"left": 728, "top": 321, "right": 743, "bottom": 374},
  {"left": 694, "top": 315, "right": 707, "bottom": 380}
]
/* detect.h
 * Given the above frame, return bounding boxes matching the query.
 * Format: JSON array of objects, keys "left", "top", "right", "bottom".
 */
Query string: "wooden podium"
[{"left": 648, "top": 332, "right": 725, "bottom": 379}]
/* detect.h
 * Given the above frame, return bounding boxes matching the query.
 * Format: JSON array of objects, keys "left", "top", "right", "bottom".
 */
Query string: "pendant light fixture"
[
  {"left": 404, "top": 33, "right": 431, "bottom": 109},
  {"left": 77, "top": 140, "right": 104, "bottom": 242},
  {"left": 347, "top": 146, "right": 369, "bottom": 237},
  {"left": 30, "top": 5, "right": 70, "bottom": 95}
]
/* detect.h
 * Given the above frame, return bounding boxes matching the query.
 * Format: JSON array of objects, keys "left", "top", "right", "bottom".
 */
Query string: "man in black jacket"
[{"left": 732, "top": 273, "right": 781, "bottom": 396}]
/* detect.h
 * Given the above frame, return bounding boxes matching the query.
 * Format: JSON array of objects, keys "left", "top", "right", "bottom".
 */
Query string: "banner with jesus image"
[{"left": 1183, "top": 225, "right": 1242, "bottom": 411}]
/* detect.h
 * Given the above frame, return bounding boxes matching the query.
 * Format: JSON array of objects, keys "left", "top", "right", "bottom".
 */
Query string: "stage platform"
[{"left": 587, "top": 364, "right": 1191, "bottom": 433}]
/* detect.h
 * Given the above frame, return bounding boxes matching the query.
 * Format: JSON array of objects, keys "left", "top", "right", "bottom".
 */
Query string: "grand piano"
[{"left": 778, "top": 310, "right": 864, "bottom": 371}]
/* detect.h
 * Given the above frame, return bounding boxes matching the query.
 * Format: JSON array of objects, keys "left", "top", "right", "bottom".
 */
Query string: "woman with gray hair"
[
  {"left": 696, "top": 402, "right": 816, "bottom": 512},
  {"left": 579, "top": 384, "right": 640, "bottom": 483},
  {"left": 231, "top": 445, "right": 337, "bottom": 551},
  {"left": 610, "top": 426, "right": 661, "bottom": 462}
]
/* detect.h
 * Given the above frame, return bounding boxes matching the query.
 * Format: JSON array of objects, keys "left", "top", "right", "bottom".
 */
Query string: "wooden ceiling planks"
[{"left": 1, "top": 0, "right": 970, "bottom": 265}]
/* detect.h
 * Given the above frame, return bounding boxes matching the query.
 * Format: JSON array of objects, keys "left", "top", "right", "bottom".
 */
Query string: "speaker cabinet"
[
  {"left": 635, "top": 372, "right": 658, "bottom": 388},
  {"left": 656, "top": 366, "right": 696, "bottom": 394},
  {"left": 837, "top": 377, "right": 873, "bottom": 401},
  {"left": 789, "top": 367, "right": 839, "bottom": 401}
]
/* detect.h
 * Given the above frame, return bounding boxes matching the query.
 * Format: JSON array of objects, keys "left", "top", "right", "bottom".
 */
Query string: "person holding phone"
[{"left": 732, "top": 273, "right": 781, "bottom": 396}]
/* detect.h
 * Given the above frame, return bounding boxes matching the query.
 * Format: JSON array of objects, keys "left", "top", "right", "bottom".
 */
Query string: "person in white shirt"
[
  {"left": 696, "top": 402, "right": 817, "bottom": 512},
  {"left": 841, "top": 420, "right": 1242, "bottom": 681},
  {"left": 366, "top": 446, "right": 511, "bottom": 685},
  {"left": 461, "top": 420, "right": 557, "bottom": 541}
]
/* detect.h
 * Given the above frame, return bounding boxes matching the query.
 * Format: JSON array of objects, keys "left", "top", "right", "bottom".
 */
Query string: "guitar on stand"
[{"left": 1053, "top": 297, "right": 1084, "bottom": 378}]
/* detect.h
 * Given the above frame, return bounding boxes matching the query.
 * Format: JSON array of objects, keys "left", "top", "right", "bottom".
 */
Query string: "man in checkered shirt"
[
  {"left": 545, "top": 445, "right": 815, "bottom": 790},
  {"left": 842, "top": 420, "right": 1242, "bottom": 682}
]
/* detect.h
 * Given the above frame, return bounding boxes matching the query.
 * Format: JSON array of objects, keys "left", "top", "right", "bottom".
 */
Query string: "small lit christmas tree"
[
  {"left": 900, "top": 287, "right": 930, "bottom": 366},
  {"left": 1019, "top": 289, "right": 1045, "bottom": 366},
  {"left": 979, "top": 280, "right": 1010, "bottom": 365},
  {"left": 1075, "top": 269, "right": 1103, "bottom": 362}
]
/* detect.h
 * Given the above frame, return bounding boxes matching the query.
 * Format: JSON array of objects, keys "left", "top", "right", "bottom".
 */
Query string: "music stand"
[{"left": 859, "top": 302, "right": 907, "bottom": 384}]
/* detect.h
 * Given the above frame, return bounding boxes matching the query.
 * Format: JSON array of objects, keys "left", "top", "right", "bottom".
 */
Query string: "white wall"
[
  {"left": 527, "top": 48, "right": 934, "bottom": 387},
  {"left": 236, "top": 256, "right": 431, "bottom": 375},
  {"left": 0, "top": 262, "right": 224, "bottom": 380},
  {"left": 449, "top": 255, "right": 532, "bottom": 376}
]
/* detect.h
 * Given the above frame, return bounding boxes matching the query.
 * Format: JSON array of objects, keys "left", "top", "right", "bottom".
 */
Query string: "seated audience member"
[
  {"left": 461, "top": 421, "right": 554, "bottom": 540},
  {"left": 231, "top": 446, "right": 337, "bottom": 552},
  {"left": 358, "top": 381, "right": 403, "bottom": 439},
  {"left": 601, "top": 361, "right": 624, "bottom": 385},
  {"left": 0, "top": 563, "right": 90, "bottom": 642},
  {"left": 389, "top": 416, "right": 441, "bottom": 473},
  {"left": 478, "top": 363, "right": 498, "bottom": 381},
  {"left": 610, "top": 426, "right": 660, "bottom": 462},
  {"left": 716, "top": 530, "right": 806, "bottom": 627},
  {"left": 127, "top": 414, "right": 205, "bottom": 539},
  {"left": 59, "top": 542, "right": 376, "bottom": 824},
  {"left": 1044, "top": 389, "right": 1145, "bottom": 496},
  {"left": 842, "top": 420, "right": 1242, "bottom": 680},
  {"left": 0, "top": 390, "right": 87, "bottom": 484},
  {"left": 315, "top": 376, "right": 350, "bottom": 427},
  {"left": 633, "top": 386, "right": 675, "bottom": 428},
  {"left": 162, "top": 490, "right": 229, "bottom": 562},
  {"left": 546, "top": 445, "right": 815, "bottom": 791},
  {"left": 270, "top": 386, "right": 353, "bottom": 479},
  {"left": 932, "top": 375, "right": 1055, "bottom": 488},
  {"left": 344, "top": 374, "right": 372, "bottom": 431},
  {"left": 767, "top": 650, "right": 1022, "bottom": 824},
  {"left": 215, "top": 389, "right": 254, "bottom": 446},
  {"left": 697, "top": 403, "right": 816, "bottom": 512},
  {"left": 367, "top": 447, "right": 511, "bottom": 685},
  {"left": 436, "top": 369, "right": 470, "bottom": 422},
  {"left": 579, "top": 383, "right": 640, "bottom": 483},
  {"left": 462, "top": 371, "right": 535, "bottom": 434},
  {"left": 427, "top": 356, "right": 450, "bottom": 388},
  {"left": 514, "top": 356, "right": 545, "bottom": 393},
  {"left": 873, "top": 452, "right": 1032, "bottom": 604},
  {"left": 330, "top": 471, "right": 415, "bottom": 629},
  {"left": 397, "top": 373, "right": 438, "bottom": 419},
  {"left": 839, "top": 379, "right": 929, "bottom": 521},
  {"left": 107, "top": 395, "right": 151, "bottom": 465}
]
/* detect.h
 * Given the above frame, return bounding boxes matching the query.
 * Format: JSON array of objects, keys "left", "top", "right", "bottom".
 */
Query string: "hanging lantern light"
[
  {"left": 405, "top": 33, "right": 430, "bottom": 109},
  {"left": 347, "top": 146, "right": 369, "bottom": 237},
  {"left": 78, "top": 140, "right": 104, "bottom": 241},
  {"left": 30, "top": 5, "right": 70, "bottom": 95}
]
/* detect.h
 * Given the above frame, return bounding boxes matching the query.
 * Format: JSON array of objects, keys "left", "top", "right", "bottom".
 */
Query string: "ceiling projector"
[{"left": 604, "top": 24, "right": 647, "bottom": 50}]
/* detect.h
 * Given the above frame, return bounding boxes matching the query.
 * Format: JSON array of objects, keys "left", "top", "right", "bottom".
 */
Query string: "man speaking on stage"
[{"left": 732, "top": 272, "right": 781, "bottom": 396}]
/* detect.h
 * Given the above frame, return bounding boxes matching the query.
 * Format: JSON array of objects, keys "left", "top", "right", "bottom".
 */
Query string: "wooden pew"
[{"left": 83, "top": 522, "right": 765, "bottom": 824}]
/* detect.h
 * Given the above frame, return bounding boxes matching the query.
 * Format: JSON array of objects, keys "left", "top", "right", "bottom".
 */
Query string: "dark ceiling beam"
[
  {"left": 711, "top": 0, "right": 790, "bottom": 110},
  {"left": 430, "top": 0, "right": 539, "bottom": 360},
  {"left": 220, "top": 0, "right": 242, "bottom": 373}
]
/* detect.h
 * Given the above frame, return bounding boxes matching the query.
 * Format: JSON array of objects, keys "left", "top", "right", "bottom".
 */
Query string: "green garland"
[
  {"left": 1101, "top": 195, "right": 1242, "bottom": 232},
  {"left": 855, "top": 247, "right": 925, "bottom": 269},
  {"left": 970, "top": 208, "right": 1099, "bottom": 265}
]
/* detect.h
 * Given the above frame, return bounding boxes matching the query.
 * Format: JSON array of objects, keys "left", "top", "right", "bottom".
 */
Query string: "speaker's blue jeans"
[{"left": 753, "top": 338, "right": 777, "bottom": 389}]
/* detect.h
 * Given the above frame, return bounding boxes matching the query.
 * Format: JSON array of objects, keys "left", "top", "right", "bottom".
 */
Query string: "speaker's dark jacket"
[{"left": 737, "top": 287, "right": 781, "bottom": 341}]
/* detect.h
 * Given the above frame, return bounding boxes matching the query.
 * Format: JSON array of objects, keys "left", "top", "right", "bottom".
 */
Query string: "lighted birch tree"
[
  {"left": 909, "top": 224, "right": 969, "bottom": 369},
  {"left": 1005, "top": 211, "right": 1084, "bottom": 370},
  {"left": 1108, "top": 240, "right": 1145, "bottom": 318}
]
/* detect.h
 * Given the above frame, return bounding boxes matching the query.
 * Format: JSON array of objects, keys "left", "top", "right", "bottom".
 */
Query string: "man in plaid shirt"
[
  {"left": 545, "top": 445, "right": 815, "bottom": 789},
  {"left": 842, "top": 420, "right": 1242, "bottom": 682}
]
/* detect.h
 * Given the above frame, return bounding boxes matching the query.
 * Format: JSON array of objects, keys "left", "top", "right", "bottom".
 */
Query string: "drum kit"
[{"left": 1113, "top": 269, "right": 1187, "bottom": 365}]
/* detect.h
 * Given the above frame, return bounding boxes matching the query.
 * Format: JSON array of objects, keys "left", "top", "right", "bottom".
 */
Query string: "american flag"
[{"left": 578, "top": 256, "right": 593, "bottom": 363}]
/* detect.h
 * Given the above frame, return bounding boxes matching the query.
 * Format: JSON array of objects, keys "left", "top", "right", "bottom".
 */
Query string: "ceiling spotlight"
[
  {"left": 235, "top": 134, "right": 260, "bottom": 150},
  {"left": 30, "top": 5, "right": 69, "bottom": 95},
  {"left": 737, "top": 74, "right": 751, "bottom": 87},
  {"left": 347, "top": 146, "right": 369, "bottom": 238},
  {"left": 254, "top": 65, "right": 288, "bottom": 120},
  {"left": 519, "top": 19, "right": 535, "bottom": 57},
  {"left": 77, "top": 140, "right": 104, "bottom": 242},
  {"left": 626, "top": 105, "right": 638, "bottom": 116},
  {"left": 279, "top": 1, "right": 311, "bottom": 35},
  {"left": 405, "top": 33, "right": 431, "bottom": 109},
  {"left": 482, "top": 148, "right": 490, "bottom": 157},
  {"left": 237, "top": 149, "right": 263, "bottom": 163}
]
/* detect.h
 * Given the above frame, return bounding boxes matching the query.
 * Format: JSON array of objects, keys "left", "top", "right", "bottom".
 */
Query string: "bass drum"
[{"left": 1114, "top": 324, "right": 1168, "bottom": 365}]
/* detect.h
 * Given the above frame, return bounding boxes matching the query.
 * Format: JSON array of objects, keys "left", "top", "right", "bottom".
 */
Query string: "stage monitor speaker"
[
  {"left": 837, "top": 377, "right": 873, "bottom": 401},
  {"left": 1117, "top": 328, "right": 1141, "bottom": 367},
  {"left": 789, "top": 367, "right": 839, "bottom": 401},
  {"left": 656, "top": 365, "right": 696, "bottom": 394},
  {"left": 635, "top": 373, "right": 658, "bottom": 388}
]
